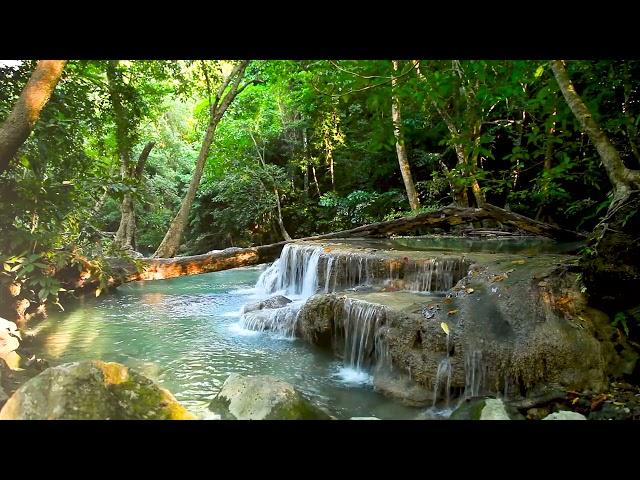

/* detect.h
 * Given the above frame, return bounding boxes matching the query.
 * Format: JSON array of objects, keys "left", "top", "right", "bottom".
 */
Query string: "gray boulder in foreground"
[{"left": 209, "top": 373, "right": 331, "bottom": 420}]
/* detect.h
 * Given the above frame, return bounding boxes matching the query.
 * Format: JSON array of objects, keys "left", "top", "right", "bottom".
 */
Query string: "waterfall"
[
  {"left": 240, "top": 302, "right": 303, "bottom": 338},
  {"left": 404, "top": 258, "right": 468, "bottom": 292},
  {"left": 253, "top": 242, "right": 469, "bottom": 299},
  {"left": 463, "top": 350, "right": 488, "bottom": 398},
  {"left": 254, "top": 243, "right": 323, "bottom": 298},
  {"left": 336, "top": 298, "right": 387, "bottom": 372},
  {"left": 255, "top": 259, "right": 280, "bottom": 293},
  {"left": 433, "top": 358, "right": 452, "bottom": 407}
]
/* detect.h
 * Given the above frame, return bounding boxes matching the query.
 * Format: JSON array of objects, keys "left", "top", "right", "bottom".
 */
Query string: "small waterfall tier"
[
  {"left": 256, "top": 241, "right": 470, "bottom": 298},
  {"left": 334, "top": 298, "right": 388, "bottom": 372},
  {"left": 240, "top": 302, "right": 303, "bottom": 338}
]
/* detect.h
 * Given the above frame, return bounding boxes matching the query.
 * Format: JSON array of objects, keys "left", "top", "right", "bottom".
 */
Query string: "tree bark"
[
  {"left": 113, "top": 141, "right": 155, "bottom": 251},
  {"left": 153, "top": 61, "right": 250, "bottom": 258},
  {"left": 550, "top": 60, "right": 640, "bottom": 203},
  {"left": 416, "top": 60, "right": 484, "bottom": 208},
  {"left": 552, "top": 60, "right": 640, "bottom": 310},
  {"left": 0, "top": 60, "right": 67, "bottom": 174},
  {"left": 391, "top": 60, "right": 421, "bottom": 211},
  {"left": 249, "top": 130, "right": 291, "bottom": 241}
]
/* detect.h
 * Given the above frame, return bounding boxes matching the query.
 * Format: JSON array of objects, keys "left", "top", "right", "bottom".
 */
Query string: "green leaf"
[{"left": 534, "top": 65, "right": 545, "bottom": 78}]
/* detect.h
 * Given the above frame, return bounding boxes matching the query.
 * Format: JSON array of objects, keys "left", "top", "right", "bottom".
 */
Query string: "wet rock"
[
  {"left": 0, "top": 360, "right": 196, "bottom": 420},
  {"left": 542, "top": 411, "right": 587, "bottom": 420},
  {"left": 450, "top": 397, "right": 511, "bottom": 420},
  {"left": 242, "top": 295, "right": 292, "bottom": 314},
  {"left": 209, "top": 373, "right": 331, "bottom": 420},
  {"left": 373, "top": 372, "right": 433, "bottom": 407},
  {"left": 526, "top": 407, "right": 551, "bottom": 420},
  {"left": 480, "top": 399, "right": 511, "bottom": 420},
  {"left": 0, "top": 369, "right": 7, "bottom": 406},
  {"left": 587, "top": 403, "right": 630, "bottom": 420},
  {"left": 296, "top": 295, "right": 337, "bottom": 348}
]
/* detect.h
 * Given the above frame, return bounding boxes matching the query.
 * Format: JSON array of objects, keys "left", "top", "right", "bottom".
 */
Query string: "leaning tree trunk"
[
  {"left": 391, "top": 60, "right": 420, "bottom": 212},
  {"left": 551, "top": 60, "right": 640, "bottom": 202},
  {"left": 0, "top": 60, "right": 67, "bottom": 174},
  {"left": 113, "top": 141, "right": 155, "bottom": 251},
  {"left": 551, "top": 59, "right": 640, "bottom": 310},
  {"left": 154, "top": 61, "right": 250, "bottom": 258}
]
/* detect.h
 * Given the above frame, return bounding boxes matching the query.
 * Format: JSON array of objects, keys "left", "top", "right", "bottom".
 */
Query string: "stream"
[
  {"left": 25, "top": 265, "right": 425, "bottom": 419},
  {"left": 24, "top": 236, "right": 582, "bottom": 419}
]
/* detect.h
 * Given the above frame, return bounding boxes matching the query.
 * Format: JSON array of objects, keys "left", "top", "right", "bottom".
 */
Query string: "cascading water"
[
  {"left": 259, "top": 243, "right": 324, "bottom": 297},
  {"left": 254, "top": 242, "right": 469, "bottom": 298},
  {"left": 463, "top": 350, "right": 487, "bottom": 399},
  {"left": 433, "top": 330, "right": 452, "bottom": 407},
  {"left": 333, "top": 298, "right": 387, "bottom": 383},
  {"left": 433, "top": 358, "right": 452, "bottom": 407},
  {"left": 338, "top": 299, "right": 387, "bottom": 371},
  {"left": 240, "top": 302, "right": 303, "bottom": 338},
  {"left": 243, "top": 242, "right": 469, "bottom": 389}
]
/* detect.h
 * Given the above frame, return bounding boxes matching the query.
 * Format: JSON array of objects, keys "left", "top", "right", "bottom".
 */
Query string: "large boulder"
[
  {"left": 293, "top": 246, "right": 632, "bottom": 407},
  {"left": 209, "top": 373, "right": 331, "bottom": 420},
  {"left": 0, "top": 360, "right": 196, "bottom": 420}
]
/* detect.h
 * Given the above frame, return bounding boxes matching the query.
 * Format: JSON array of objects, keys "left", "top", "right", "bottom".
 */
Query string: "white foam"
[
  {"left": 228, "top": 322, "right": 261, "bottom": 336},
  {"left": 334, "top": 367, "right": 373, "bottom": 385}
]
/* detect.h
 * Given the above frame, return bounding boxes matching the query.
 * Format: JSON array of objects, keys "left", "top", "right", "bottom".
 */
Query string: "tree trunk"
[
  {"left": 552, "top": 60, "right": 640, "bottom": 310},
  {"left": 312, "top": 165, "right": 321, "bottom": 197},
  {"left": 550, "top": 60, "right": 640, "bottom": 203},
  {"left": 468, "top": 122, "right": 486, "bottom": 207},
  {"left": 302, "top": 128, "right": 310, "bottom": 197},
  {"left": 536, "top": 106, "right": 557, "bottom": 222},
  {"left": 153, "top": 61, "right": 250, "bottom": 258},
  {"left": 249, "top": 131, "right": 292, "bottom": 242},
  {"left": 391, "top": 60, "right": 420, "bottom": 211},
  {"left": 113, "top": 142, "right": 155, "bottom": 251},
  {"left": 0, "top": 60, "right": 67, "bottom": 174},
  {"left": 274, "top": 189, "right": 292, "bottom": 241}
]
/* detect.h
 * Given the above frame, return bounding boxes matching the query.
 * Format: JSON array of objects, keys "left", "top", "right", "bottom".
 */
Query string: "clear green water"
[{"left": 26, "top": 266, "right": 429, "bottom": 419}]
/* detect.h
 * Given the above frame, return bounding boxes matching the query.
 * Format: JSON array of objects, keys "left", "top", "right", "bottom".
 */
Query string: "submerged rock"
[
  {"left": 0, "top": 360, "right": 196, "bottom": 420},
  {"left": 542, "top": 411, "right": 587, "bottom": 420},
  {"left": 242, "top": 295, "right": 292, "bottom": 314},
  {"left": 209, "top": 373, "right": 331, "bottom": 420}
]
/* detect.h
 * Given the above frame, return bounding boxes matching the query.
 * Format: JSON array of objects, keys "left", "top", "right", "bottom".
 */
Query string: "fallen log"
[{"left": 67, "top": 203, "right": 584, "bottom": 291}]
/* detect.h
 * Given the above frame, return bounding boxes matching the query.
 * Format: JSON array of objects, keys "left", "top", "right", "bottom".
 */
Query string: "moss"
[
  {"left": 264, "top": 393, "right": 331, "bottom": 420},
  {"left": 450, "top": 398, "right": 486, "bottom": 420},
  {"left": 0, "top": 361, "right": 196, "bottom": 420}
]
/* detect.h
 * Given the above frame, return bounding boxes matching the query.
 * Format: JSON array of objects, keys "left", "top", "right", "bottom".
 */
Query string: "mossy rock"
[
  {"left": 0, "top": 360, "right": 196, "bottom": 420},
  {"left": 209, "top": 373, "right": 331, "bottom": 420},
  {"left": 450, "top": 397, "right": 513, "bottom": 420}
]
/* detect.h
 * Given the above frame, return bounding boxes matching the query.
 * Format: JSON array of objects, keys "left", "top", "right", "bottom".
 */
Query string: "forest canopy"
[{"left": 1, "top": 59, "right": 639, "bottom": 327}]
